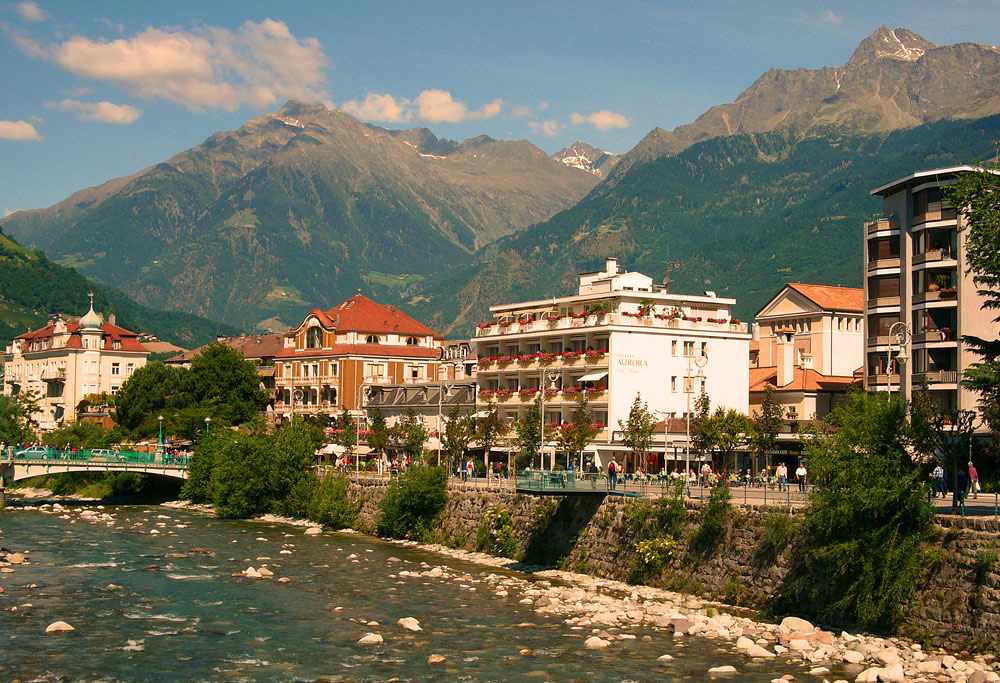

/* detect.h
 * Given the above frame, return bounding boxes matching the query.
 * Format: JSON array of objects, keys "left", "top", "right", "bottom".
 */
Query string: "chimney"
[
  {"left": 108, "top": 313, "right": 116, "bottom": 325},
  {"left": 801, "top": 353, "right": 813, "bottom": 370},
  {"left": 751, "top": 322, "right": 760, "bottom": 341},
  {"left": 776, "top": 332, "right": 794, "bottom": 388},
  {"left": 605, "top": 257, "right": 619, "bottom": 277}
]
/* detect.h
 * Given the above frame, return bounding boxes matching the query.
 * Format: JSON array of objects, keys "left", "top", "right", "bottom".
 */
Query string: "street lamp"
[
  {"left": 204, "top": 416, "right": 211, "bottom": 437},
  {"left": 538, "top": 367, "right": 560, "bottom": 470},
  {"left": 157, "top": 415, "right": 164, "bottom": 447},
  {"left": 685, "top": 348, "right": 708, "bottom": 488},
  {"left": 886, "top": 321, "right": 912, "bottom": 398},
  {"left": 436, "top": 383, "right": 456, "bottom": 467}
]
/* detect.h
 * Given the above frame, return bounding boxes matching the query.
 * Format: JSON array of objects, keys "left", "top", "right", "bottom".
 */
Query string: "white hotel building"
[{"left": 474, "top": 258, "right": 750, "bottom": 469}]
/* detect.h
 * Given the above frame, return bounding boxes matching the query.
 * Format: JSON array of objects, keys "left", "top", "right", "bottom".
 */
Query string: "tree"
[
  {"left": 751, "top": 385, "right": 784, "bottom": 473},
  {"left": 442, "top": 403, "right": 475, "bottom": 470},
  {"left": 514, "top": 396, "right": 542, "bottom": 469},
  {"left": 113, "top": 361, "right": 188, "bottom": 431},
  {"left": 618, "top": 393, "right": 655, "bottom": 472},
  {"left": 367, "top": 408, "right": 390, "bottom": 456},
  {"left": 334, "top": 407, "right": 357, "bottom": 457},
  {"left": 395, "top": 408, "right": 428, "bottom": 463},
  {"left": 910, "top": 382, "right": 979, "bottom": 509},
  {"left": 555, "top": 400, "right": 599, "bottom": 469},
  {"left": 691, "top": 391, "right": 717, "bottom": 459},
  {"left": 943, "top": 166, "right": 1000, "bottom": 443},
  {"left": 475, "top": 400, "right": 505, "bottom": 471},
  {"left": 708, "top": 407, "right": 754, "bottom": 472},
  {"left": 186, "top": 343, "right": 269, "bottom": 425},
  {"left": 0, "top": 391, "right": 38, "bottom": 445},
  {"left": 41, "top": 421, "right": 122, "bottom": 449}
]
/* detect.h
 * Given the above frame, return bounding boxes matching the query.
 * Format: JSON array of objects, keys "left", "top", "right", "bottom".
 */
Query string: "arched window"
[
  {"left": 365, "top": 334, "right": 380, "bottom": 344},
  {"left": 306, "top": 327, "right": 322, "bottom": 349},
  {"left": 406, "top": 336, "right": 419, "bottom": 346}
]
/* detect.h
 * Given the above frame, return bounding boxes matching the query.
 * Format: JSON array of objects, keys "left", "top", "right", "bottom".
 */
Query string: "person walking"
[
  {"left": 608, "top": 459, "right": 618, "bottom": 490},
  {"left": 795, "top": 463, "right": 807, "bottom": 492},
  {"left": 969, "top": 461, "right": 980, "bottom": 500},
  {"left": 933, "top": 463, "right": 946, "bottom": 499},
  {"left": 954, "top": 469, "right": 969, "bottom": 514},
  {"left": 776, "top": 462, "right": 787, "bottom": 492}
]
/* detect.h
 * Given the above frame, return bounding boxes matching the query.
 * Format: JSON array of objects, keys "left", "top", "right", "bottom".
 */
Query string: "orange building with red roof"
[
  {"left": 2, "top": 300, "right": 149, "bottom": 431},
  {"left": 272, "top": 294, "right": 443, "bottom": 421}
]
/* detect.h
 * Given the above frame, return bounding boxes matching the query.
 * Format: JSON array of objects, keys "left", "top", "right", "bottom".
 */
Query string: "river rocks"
[
  {"left": 779, "top": 616, "right": 814, "bottom": 633},
  {"left": 304, "top": 527, "right": 322, "bottom": 535},
  {"left": 106, "top": 583, "right": 122, "bottom": 591},
  {"left": 45, "top": 621, "right": 75, "bottom": 634},
  {"left": 745, "top": 645, "right": 776, "bottom": 658},
  {"left": 397, "top": 617, "right": 422, "bottom": 632},
  {"left": 257, "top": 567, "right": 274, "bottom": 577},
  {"left": 242, "top": 567, "right": 262, "bottom": 578},
  {"left": 842, "top": 650, "right": 865, "bottom": 665},
  {"left": 6, "top": 552, "right": 25, "bottom": 564},
  {"left": 808, "top": 667, "right": 830, "bottom": 675},
  {"left": 707, "top": 665, "right": 737, "bottom": 674},
  {"left": 584, "top": 636, "right": 610, "bottom": 649},
  {"left": 657, "top": 654, "right": 674, "bottom": 661},
  {"left": 277, "top": 577, "right": 291, "bottom": 585},
  {"left": 357, "top": 633, "right": 383, "bottom": 646},
  {"left": 736, "top": 636, "right": 755, "bottom": 650},
  {"left": 427, "top": 654, "right": 447, "bottom": 665}
]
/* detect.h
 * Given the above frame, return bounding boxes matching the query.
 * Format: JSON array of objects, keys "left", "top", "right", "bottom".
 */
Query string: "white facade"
[{"left": 475, "top": 258, "right": 750, "bottom": 463}]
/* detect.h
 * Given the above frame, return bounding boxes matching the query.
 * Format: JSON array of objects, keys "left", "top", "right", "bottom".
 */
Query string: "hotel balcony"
[
  {"left": 273, "top": 401, "right": 337, "bottom": 415},
  {"left": 866, "top": 258, "right": 901, "bottom": 273},
  {"left": 865, "top": 218, "right": 900, "bottom": 235},
  {"left": 280, "top": 375, "right": 339, "bottom": 387},
  {"left": 479, "top": 388, "right": 608, "bottom": 405},
  {"left": 474, "top": 313, "right": 747, "bottom": 338},
  {"left": 41, "top": 368, "right": 66, "bottom": 382},
  {"left": 477, "top": 351, "right": 609, "bottom": 372}
]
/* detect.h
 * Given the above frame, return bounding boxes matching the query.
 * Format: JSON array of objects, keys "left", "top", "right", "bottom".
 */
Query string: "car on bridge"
[
  {"left": 14, "top": 446, "right": 50, "bottom": 458},
  {"left": 90, "top": 449, "right": 119, "bottom": 462}
]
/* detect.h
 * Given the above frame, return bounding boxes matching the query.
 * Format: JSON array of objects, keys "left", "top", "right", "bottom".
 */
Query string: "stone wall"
[{"left": 346, "top": 479, "right": 1000, "bottom": 651}]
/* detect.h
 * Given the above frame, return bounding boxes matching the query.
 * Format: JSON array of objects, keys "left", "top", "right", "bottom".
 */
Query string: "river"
[{"left": 1, "top": 501, "right": 837, "bottom": 682}]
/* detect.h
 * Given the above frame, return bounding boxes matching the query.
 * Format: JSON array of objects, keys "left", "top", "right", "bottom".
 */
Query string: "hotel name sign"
[{"left": 615, "top": 353, "right": 650, "bottom": 373}]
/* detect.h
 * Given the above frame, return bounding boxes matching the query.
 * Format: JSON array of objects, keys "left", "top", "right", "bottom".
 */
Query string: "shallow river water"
[{"left": 2, "top": 503, "right": 832, "bottom": 681}]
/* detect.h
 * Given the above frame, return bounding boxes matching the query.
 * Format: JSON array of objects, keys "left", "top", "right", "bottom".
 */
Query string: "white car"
[{"left": 90, "top": 449, "right": 117, "bottom": 461}]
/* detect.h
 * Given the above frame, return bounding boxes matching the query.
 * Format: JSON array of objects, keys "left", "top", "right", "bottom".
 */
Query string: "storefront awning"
[{"left": 577, "top": 370, "right": 608, "bottom": 382}]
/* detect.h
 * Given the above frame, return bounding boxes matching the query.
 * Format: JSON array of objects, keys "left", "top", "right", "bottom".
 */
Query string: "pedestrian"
[
  {"left": 460, "top": 458, "right": 467, "bottom": 481},
  {"left": 954, "top": 469, "right": 969, "bottom": 514},
  {"left": 933, "top": 463, "right": 946, "bottom": 498},
  {"left": 700, "top": 462, "right": 712, "bottom": 488},
  {"left": 795, "top": 463, "right": 807, "bottom": 492},
  {"left": 776, "top": 462, "right": 787, "bottom": 492},
  {"left": 969, "top": 460, "right": 980, "bottom": 500},
  {"left": 608, "top": 459, "right": 617, "bottom": 490}
]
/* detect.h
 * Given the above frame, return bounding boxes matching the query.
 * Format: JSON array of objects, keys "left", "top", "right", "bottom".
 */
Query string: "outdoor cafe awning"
[{"left": 577, "top": 370, "right": 608, "bottom": 382}]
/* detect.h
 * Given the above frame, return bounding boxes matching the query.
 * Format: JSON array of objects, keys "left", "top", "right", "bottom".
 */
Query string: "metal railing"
[{"left": 4, "top": 447, "right": 189, "bottom": 467}]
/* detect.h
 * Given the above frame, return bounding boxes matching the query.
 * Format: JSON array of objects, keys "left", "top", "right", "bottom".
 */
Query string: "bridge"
[{"left": 0, "top": 447, "right": 189, "bottom": 507}]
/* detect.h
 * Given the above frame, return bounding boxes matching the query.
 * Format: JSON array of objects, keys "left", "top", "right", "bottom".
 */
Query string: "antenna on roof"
[{"left": 357, "top": 288, "right": 362, "bottom": 296}]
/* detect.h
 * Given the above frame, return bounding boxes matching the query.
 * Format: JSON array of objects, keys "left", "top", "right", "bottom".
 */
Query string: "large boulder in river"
[
  {"left": 357, "top": 633, "right": 383, "bottom": 646},
  {"left": 397, "top": 617, "right": 422, "bottom": 632},
  {"left": 45, "top": 621, "right": 75, "bottom": 634}
]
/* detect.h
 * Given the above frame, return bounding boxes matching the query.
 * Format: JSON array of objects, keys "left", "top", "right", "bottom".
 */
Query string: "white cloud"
[
  {"left": 820, "top": 10, "right": 842, "bottom": 26},
  {"left": 570, "top": 109, "right": 631, "bottom": 131},
  {"left": 51, "top": 99, "right": 141, "bottom": 124},
  {"left": 341, "top": 92, "right": 410, "bottom": 123},
  {"left": 16, "top": 19, "right": 329, "bottom": 112},
  {"left": 17, "top": 1, "right": 49, "bottom": 22},
  {"left": 341, "top": 89, "right": 501, "bottom": 124},
  {"left": 538, "top": 101, "right": 549, "bottom": 111},
  {"left": 0, "top": 119, "right": 42, "bottom": 141},
  {"left": 528, "top": 120, "right": 561, "bottom": 136},
  {"left": 512, "top": 104, "right": 533, "bottom": 118}
]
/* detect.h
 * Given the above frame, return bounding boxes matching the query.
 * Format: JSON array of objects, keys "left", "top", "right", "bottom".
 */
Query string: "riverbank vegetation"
[{"left": 376, "top": 465, "right": 448, "bottom": 539}]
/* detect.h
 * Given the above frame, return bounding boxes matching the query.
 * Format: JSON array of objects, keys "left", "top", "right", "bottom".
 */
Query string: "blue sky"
[{"left": 2, "top": 0, "right": 999, "bottom": 215}]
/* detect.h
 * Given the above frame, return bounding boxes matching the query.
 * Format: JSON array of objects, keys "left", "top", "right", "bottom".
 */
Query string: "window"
[
  {"left": 683, "top": 341, "right": 694, "bottom": 357},
  {"left": 330, "top": 362, "right": 339, "bottom": 377},
  {"left": 306, "top": 327, "right": 322, "bottom": 349},
  {"left": 407, "top": 365, "right": 422, "bottom": 380},
  {"left": 671, "top": 376, "right": 678, "bottom": 392},
  {"left": 701, "top": 341, "right": 708, "bottom": 354},
  {"left": 126, "top": 363, "right": 135, "bottom": 376},
  {"left": 527, "top": 343, "right": 540, "bottom": 354},
  {"left": 365, "top": 362, "right": 386, "bottom": 378},
  {"left": 671, "top": 340, "right": 678, "bottom": 357},
  {"left": 111, "top": 363, "right": 120, "bottom": 376},
  {"left": 365, "top": 334, "right": 380, "bottom": 344},
  {"left": 405, "top": 336, "right": 419, "bottom": 346},
  {"left": 549, "top": 341, "right": 563, "bottom": 353},
  {"left": 112, "top": 340, "right": 122, "bottom": 350},
  {"left": 111, "top": 385, "right": 120, "bottom": 395}
]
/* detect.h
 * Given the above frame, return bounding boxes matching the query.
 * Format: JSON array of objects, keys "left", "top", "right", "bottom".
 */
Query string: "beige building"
[
  {"left": 2, "top": 301, "right": 149, "bottom": 431},
  {"left": 750, "top": 283, "right": 864, "bottom": 422},
  {"left": 866, "top": 166, "right": 1000, "bottom": 428}
]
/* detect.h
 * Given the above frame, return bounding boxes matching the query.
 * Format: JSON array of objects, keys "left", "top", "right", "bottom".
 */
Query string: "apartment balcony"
[
  {"left": 913, "top": 329, "right": 956, "bottom": 344},
  {"left": 866, "top": 335, "right": 893, "bottom": 348},
  {"left": 867, "top": 373, "right": 901, "bottom": 386},
  {"left": 474, "top": 313, "right": 748, "bottom": 338},
  {"left": 866, "top": 218, "right": 900, "bottom": 235},
  {"left": 41, "top": 368, "right": 66, "bottom": 382},
  {"left": 867, "top": 258, "right": 901, "bottom": 273},
  {"left": 912, "top": 250, "right": 955, "bottom": 266},
  {"left": 912, "top": 370, "right": 959, "bottom": 385},
  {"left": 913, "top": 290, "right": 958, "bottom": 305},
  {"left": 914, "top": 206, "right": 957, "bottom": 225}
]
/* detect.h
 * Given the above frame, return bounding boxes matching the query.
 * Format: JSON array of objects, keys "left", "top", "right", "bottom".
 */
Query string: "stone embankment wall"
[{"left": 347, "top": 480, "right": 1000, "bottom": 652}]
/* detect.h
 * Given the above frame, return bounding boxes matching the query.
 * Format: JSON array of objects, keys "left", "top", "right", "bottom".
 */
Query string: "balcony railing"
[
  {"left": 474, "top": 313, "right": 748, "bottom": 338},
  {"left": 912, "top": 370, "right": 959, "bottom": 384},
  {"left": 912, "top": 250, "right": 954, "bottom": 266},
  {"left": 477, "top": 351, "right": 609, "bottom": 372},
  {"left": 41, "top": 368, "right": 66, "bottom": 382},
  {"left": 479, "top": 389, "right": 608, "bottom": 404},
  {"left": 866, "top": 335, "right": 893, "bottom": 347},
  {"left": 273, "top": 401, "right": 337, "bottom": 414},
  {"left": 867, "top": 258, "right": 901, "bottom": 272},
  {"left": 866, "top": 218, "right": 900, "bottom": 235},
  {"left": 867, "top": 373, "right": 900, "bottom": 386},
  {"left": 913, "top": 289, "right": 958, "bottom": 304},
  {"left": 281, "top": 375, "right": 339, "bottom": 386},
  {"left": 913, "top": 329, "right": 955, "bottom": 344},
  {"left": 869, "top": 296, "right": 900, "bottom": 308}
]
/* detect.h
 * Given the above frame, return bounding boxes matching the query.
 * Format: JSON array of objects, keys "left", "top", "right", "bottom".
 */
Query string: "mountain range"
[{"left": 4, "top": 26, "right": 1000, "bottom": 338}]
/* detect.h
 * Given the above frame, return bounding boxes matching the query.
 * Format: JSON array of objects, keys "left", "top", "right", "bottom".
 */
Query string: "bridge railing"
[{"left": 6, "top": 447, "right": 189, "bottom": 468}]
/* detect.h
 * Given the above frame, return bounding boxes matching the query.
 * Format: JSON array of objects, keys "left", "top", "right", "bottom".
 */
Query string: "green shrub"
[
  {"left": 758, "top": 511, "right": 800, "bottom": 559},
  {"left": 625, "top": 480, "right": 686, "bottom": 541},
  {"left": 977, "top": 547, "right": 998, "bottom": 583},
  {"left": 476, "top": 506, "right": 517, "bottom": 558},
  {"left": 306, "top": 472, "right": 359, "bottom": 528},
  {"left": 376, "top": 466, "right": 448, "bottom": 539},
  {"left": 630, "top": 535, "right": 682, "bottom": 583},
  {"left": 692, "top": 485, "right": 731, "bottom": 554}
]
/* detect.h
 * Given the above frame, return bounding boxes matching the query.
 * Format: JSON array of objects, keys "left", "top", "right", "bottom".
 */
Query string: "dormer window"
[
  {"left": 306, "top": 327, "right": 322, "bottom": 349},
  {"left": 366, "top": 334, "right": 380, "bottom": 344},
  {"left": 406, "top": 336, "right": 419, "bottom": 346},
  {"left": 112, "top": 340, "right": 122, "bottom": 350}
]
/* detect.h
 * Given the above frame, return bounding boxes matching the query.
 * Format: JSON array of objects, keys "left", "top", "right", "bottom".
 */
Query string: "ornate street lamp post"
[
  {"left": 886, "top": 321, "right": 912, "bottom": 399},
  {"left": 538, "top": 367, "right": 561, "bottom": 470},
  {"left": 204, "top": 416, "right": 211, "bottom": 437},
  {"left": 685, "top": 348, "right": 708, "bottom": 490},
  {"left": 157, "top": 415, "right": 164, "bottom": 447}
]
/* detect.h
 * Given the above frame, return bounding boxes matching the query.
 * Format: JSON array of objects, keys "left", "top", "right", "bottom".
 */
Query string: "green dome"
[{"left": 79, "top": 303, "right": 103, "bottom": 330}]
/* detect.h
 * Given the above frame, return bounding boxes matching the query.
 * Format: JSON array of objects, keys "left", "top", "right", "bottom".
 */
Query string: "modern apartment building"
[
  {"left": 474, "top": 257, "right": 750, "bottom": 468},
  {"left": 273, "top": 294, "right": 443, "bottom": 422},
  {"left": 865, "top": 166, "right": 1000, "bottom": 426},
  {"left": 2, "top": 301, "right": 149, "bottom": 431}
]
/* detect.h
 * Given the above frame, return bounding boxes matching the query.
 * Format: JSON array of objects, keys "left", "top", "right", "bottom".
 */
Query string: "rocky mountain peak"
[
  {"left": 551, "top": 141, "right": 619, "bottom": 179},
  {"left": 847, "top": 26, "right": 937, "bottom": 66}
]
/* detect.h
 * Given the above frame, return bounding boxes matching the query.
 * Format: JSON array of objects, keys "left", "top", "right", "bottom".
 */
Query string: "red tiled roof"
[
  {"left": 654, "top": 418, "right": 692, "bottom": 434},
  {"left": 786, "top": 283, "right": 864, "bottom": 313},
  {"left": 749, "top": 366, "right": 859, "bottom": 393},
  {"left": 287, "top": 295, "right": 443, "bottom": 340},
  {"left": 17, "top": 319, "right": 147, "bottom": 353},
  {"left": 276, "top": 343, "right": 440, "bottom": 360},
  {"left": 166, "top": 334, "right": 285, "bottom": 364}
]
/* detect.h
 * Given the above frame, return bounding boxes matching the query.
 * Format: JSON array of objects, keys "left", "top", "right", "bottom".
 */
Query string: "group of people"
[{"left": 931, "top": 461, "right": 980, "bottom": 508}]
